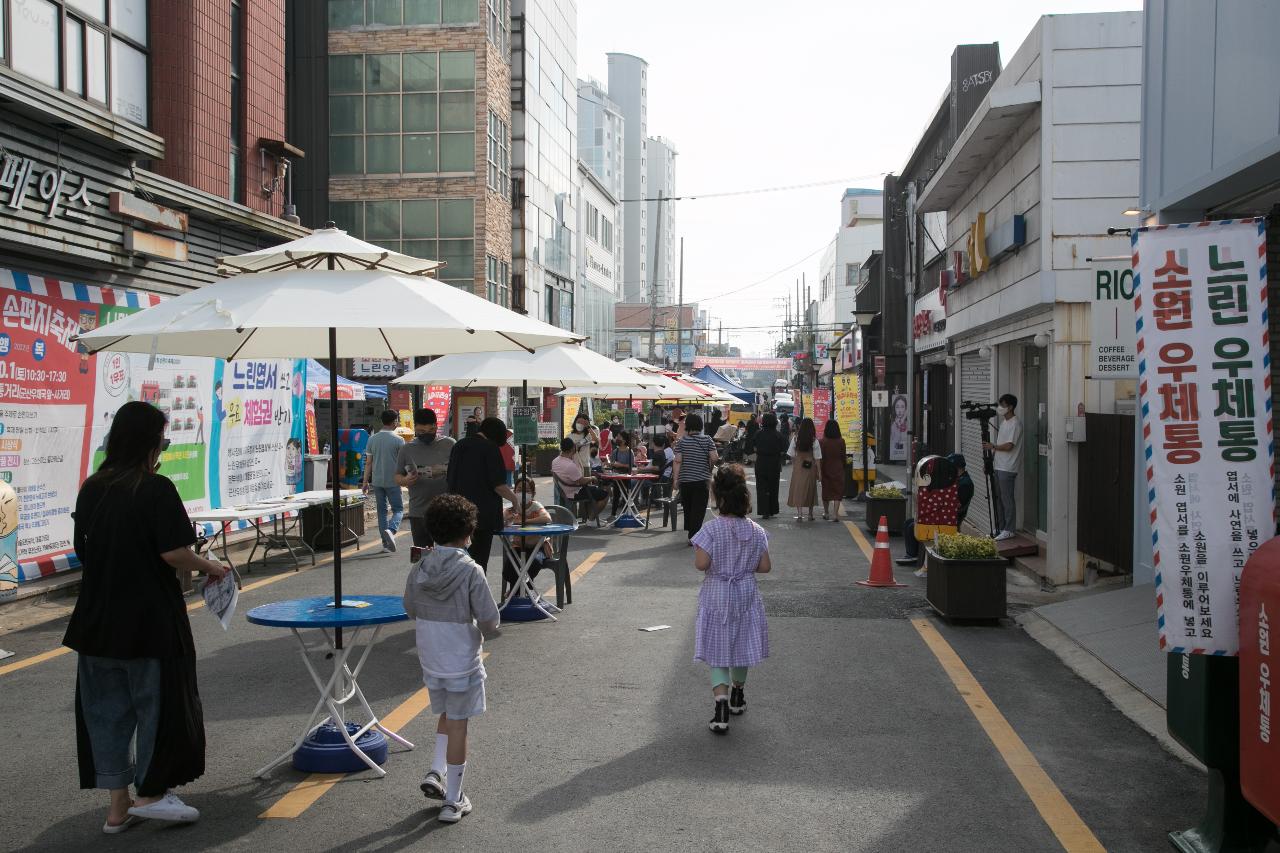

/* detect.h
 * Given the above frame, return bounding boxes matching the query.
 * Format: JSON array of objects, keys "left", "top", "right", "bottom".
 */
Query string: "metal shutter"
[
  {"left": 1269, "top": 213, "right": 1279, "bottom": 506},
  {"left": 960, "top": 351, "right": 993, "bottom": 535}
]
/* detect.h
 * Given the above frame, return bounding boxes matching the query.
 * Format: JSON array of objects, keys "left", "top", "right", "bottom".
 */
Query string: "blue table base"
[
  {"left": 293, "top": 721, "right": 389, "bottom": 773},
  {"left": 612, "top": 513, "right": 645, "bottom": 529},
  {"left": 499, "top": 595, "right": 552, "bottom": 622}
]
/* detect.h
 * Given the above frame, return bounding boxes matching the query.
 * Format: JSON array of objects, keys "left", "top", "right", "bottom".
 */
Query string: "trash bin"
[{"left": 303, "top": 454, "right": 330, "bottom": 492}]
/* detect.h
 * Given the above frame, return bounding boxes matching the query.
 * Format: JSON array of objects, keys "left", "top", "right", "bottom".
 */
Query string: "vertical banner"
[
  {"left": 834, "top": 373, "right": 862, "bottom": 457},
  {"left": 426, "top": 385, "right": 451, "bottom": 432},
  {"left": 208, "top": 359, "right": 305, "bottom": 508},
  {"left": 812, "top": 388, "right": 832, "bottom": 433},
  {"left": 889, "top": 393, "right": 909, "bottom": 462},
  {"left": 1134, "top": 219, "right": 1273, "bottom": 654},
  {"left": 562, "top": 395, "right": 582, "bottom": 437}
]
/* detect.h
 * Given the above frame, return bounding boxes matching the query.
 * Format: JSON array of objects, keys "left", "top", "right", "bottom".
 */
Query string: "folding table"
[
  {"left": 598, "top": 473, "right": 658, "bottom": 529},
  {"left": 496, "top": 522, "right": 577, "bottom": 621}
]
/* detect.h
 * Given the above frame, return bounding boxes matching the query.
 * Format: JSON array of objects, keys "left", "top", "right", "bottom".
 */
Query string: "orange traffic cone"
[{"left": 857, "top": 516, "right": 907, "bottom": 588}]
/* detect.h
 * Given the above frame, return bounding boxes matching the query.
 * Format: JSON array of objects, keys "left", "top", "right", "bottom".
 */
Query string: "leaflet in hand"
[{"left": 202, "top": 573, "right": 239, "bottom": 631}]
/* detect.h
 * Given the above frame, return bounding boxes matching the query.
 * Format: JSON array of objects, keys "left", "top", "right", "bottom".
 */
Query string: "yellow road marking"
[
  {"left": 543, "top": 550, "right": 606, "bottom": 598},
  {"left": 0, "top": 531, "right": 401, "bottom": 678},
  {"left": 911, "top": 618, "right": 1106, "bottom": 853},
  {"left": 843, "top": 520, "right": 873, "bottom": 560}
]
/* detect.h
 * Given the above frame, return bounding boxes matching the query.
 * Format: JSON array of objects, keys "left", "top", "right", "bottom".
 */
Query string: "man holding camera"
[{"left": 982, "top": 394, "right": 1023, "bottom": 541}]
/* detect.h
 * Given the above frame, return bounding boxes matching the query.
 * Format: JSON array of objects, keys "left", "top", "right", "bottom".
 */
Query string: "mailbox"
[{"left": 1239, "top": 538, "right": 1280, "bottom": 825}]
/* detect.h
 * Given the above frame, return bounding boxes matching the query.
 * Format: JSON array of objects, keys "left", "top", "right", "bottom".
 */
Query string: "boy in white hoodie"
[{"left": 403, "top": 494, "right": 501, "bottom": 823}]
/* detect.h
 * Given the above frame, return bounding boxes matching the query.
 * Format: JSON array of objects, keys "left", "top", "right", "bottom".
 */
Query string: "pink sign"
[
  {"left": 812, "top": 388, "right": 832, "bottom": 432},
  {"left": 426, "top": 385, "right": 451, "bottom": 430}
]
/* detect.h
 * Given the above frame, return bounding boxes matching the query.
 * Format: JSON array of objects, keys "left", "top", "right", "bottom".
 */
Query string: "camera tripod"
[{"left": 962, "top": 401, "right": 1005, "bottom": 538}]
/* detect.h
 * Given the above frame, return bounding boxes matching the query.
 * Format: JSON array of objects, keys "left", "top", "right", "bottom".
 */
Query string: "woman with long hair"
[
  {"left": 64, "top": 401, "right": 229, "bottom": 832},
  {"left": 786, "top": 417, "right": 822, "bottom": 521},
  {"left": 818, "top": 420, "right": 847, "bottom": 521},
  {"left": 752, "top": 413, "right": 786, "bottom": 519}
]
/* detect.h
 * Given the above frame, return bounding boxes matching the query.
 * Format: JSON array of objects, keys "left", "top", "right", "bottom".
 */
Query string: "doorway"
[{"left": 1021, "top": 345, "right": 1049, "bottom": 535}]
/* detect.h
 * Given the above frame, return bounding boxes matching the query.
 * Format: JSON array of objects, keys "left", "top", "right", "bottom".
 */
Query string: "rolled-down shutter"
[{"left": 959, "top": 352, "right": 993, "bottom": 535}]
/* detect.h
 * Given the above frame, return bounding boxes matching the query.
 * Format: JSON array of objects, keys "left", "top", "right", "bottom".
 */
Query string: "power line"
[
  {"left": 695, "top": 241, "right": 832, "bottom": 303},
  {"left": 619, "top": 172, "right": 887, "bottom": 203}
]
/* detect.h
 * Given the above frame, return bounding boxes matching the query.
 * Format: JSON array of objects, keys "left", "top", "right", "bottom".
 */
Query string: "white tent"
[{"left": 393, "top": 344, "right": 649, "bottom": 390}]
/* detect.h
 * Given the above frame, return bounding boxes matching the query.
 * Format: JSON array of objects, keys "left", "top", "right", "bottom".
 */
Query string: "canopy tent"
[
  {"left": 692, "top": 365, "right": 755, "bottom": 405},
  {"left": 660, "top": 374, "right": 739, "bottom": 405},
  {"left": 306, "top": 359, "right": 388, "bottom": 401},
  {"left": 392, "top": 344, "right": 650, "bottom": 390}
]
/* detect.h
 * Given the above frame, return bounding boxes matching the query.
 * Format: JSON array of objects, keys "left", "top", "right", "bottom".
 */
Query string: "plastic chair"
[
  {"left": 543, "top": 504, "right": 576, "bottom": 607},
  {"left": 647, "top": 479, "right": 680, "bottom": 531},
  {"left": 553, "top": 473, "right": 602, "bottom": 528}
]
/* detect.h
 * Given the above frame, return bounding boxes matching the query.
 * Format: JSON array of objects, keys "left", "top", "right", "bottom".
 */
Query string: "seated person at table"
[
  {"left": 403, "top": 494, "right": 500, "bottom": 824},
  {"left": 606, "top": 432, "right": 637, "bottom": 520},
  {"left": 552, "top": 438, "right": 609, "bottom": 518},
  {"left": 588, "top": 440, "right": 606, "bottom": 476},
  {"left": 502, "top": 477, "right": 554, "bottom": 590},
  {"left": 638, "top": 432, "right": 675, "bottom": 506}
]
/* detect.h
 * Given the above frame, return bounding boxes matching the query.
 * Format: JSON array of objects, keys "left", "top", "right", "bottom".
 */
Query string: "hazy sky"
[{"left": 577, "top": 0, "right": 1140, "bottom": 355}]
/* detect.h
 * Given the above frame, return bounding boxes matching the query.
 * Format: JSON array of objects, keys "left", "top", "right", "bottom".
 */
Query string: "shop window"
[
  {"left": 328, "top": 0, "right": 478, "bottom": 28},
  {"left": 3, "top": 0, "right": 148, "bottom": 124}
]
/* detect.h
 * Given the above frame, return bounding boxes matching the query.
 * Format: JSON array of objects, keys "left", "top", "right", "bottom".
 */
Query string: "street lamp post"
[{"left": 851, "top": 311, "right": 879, "bottom": 501}]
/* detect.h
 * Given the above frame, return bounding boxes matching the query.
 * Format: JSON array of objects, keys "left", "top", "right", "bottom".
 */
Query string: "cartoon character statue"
[
  {"left": 0, "top": 479, "right": 20, "bottom": 601},
  {"left": 913, "top": 454, "right": 960, "bottom": 544}
]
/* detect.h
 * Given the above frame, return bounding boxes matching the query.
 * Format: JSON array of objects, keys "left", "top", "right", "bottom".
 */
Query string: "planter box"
[
  {"left": 925, "top": 548, "right": 1008, "bottom": 620},
  {"left": 865, "top": 497, "right": 907, "bottom": 534},
  {"left": 533, "top": 448, "right": 560, "bottom": 476}
]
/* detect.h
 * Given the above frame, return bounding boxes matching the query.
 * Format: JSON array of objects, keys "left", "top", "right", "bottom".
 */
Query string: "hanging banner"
[
  {"left": 208, "top": 359, "right": 306, "bottom": 508},
  {"left": 812, "top": 388, "right": 831, "bottom": 433},
  {"left": 562, "top": 395, "right": 583, "bottom": 437},
  {"left": 889, "top": 393, "right": 909, "bottom": 462},
  {"left": 1134, "top": 218, "right": 1273, "bottom": 655},
  {"left": 425, "top": 385, "right": 451, "bottom": 432},
  {"left": 834, "top": 373, "right": 862, "bottom": 457}
]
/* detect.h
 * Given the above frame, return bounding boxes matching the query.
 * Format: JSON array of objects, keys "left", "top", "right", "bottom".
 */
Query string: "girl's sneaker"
[
  {"left": 438, "top": 794, "right": 473, "bottom": 823},
  {"left": 420, "top": 769, "right": 445, "bottom": 800},
  {"left": 728, "top": 686, "right": 746, "bottom": 715},
  {"left": 709, "top": 699, "right": 729, "bottom": 734}
]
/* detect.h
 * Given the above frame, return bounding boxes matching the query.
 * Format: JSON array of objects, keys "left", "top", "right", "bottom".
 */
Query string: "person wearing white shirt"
[{"left": 982, "top": 394, "right": 1023, "bottom": 541}]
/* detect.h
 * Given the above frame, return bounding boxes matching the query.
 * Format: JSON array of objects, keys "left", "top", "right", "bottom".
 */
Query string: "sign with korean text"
[
  {"left": 623, "top": 409, "right": 640, "bottom": 431},
  {"left": 0, "top": 153, "right": 95, "bottom": 220},
  {"left": 692, "top": 356, "right": 789, "bottom": 371},
  {"left": 511, "top": 405, "right": 538, "bottom": 446},
  {"left": 834, "top": 373, "right": 861, "bottom": 457},
  {"left": 536, "top": 420, "right": 558, "bottom": 439},
  {"left": 1091, "top": 267, "right": 1138, "bottom": 378},
  {"left": 811, "top": 388, "right": 831, "bottom": 433},
  {"left": 208, "top": 359, "right": 306, "bottom": 508},
  {"left": 874, "top": 355, "right": 886, "bottom": 386},
  {"left": 562, "top": 395, "right": 583, "bottom": 437},
  {"left": 1239, "top": 542, "right": 1278, "bottom": 823},
  {"left": 351, "top": 358, "right": 408, "bottom": 378},
  {"left": 425, "top": 385, "right": 451, "bottom": 432},
  {"left": 1134, "top": 219, "right": 1273, "bottom": 654}
]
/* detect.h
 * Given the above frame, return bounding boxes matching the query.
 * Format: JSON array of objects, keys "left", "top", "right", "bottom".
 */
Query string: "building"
[
  {"left": 818, "top": 188, "right": 884, "bottom": 387},
  {"left": 512, "top": 0, "right": 578, "bottom": 331},
  {"left": 1132, "top": 0, "right": 1280, "bottom": 586},
  {"left": 576, "top": 78, "right": 624, "bottom": 201},
  {"left": 315, "top": 0, "right": 514, "bottom": 302},
  {"left": 576, "top": 161, "right": 619, "bottom": 356},
  {"left": 607, "top": 52, "right": 648, "bottom": 304},
  {"left": 614, "top": 303, "right": 701, "bottom": 367},
  {"left": 645, "top": 135, "right": 677, "bottom": 305},
  {"left": 915, "top": 12, "right": 1143, "bottom": 584},
  {"left": 0, "top": 0, "right": 304, "bottom": 591}
]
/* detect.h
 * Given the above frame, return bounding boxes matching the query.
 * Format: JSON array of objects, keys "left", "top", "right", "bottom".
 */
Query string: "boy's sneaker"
[
  {"left": 438, "top": 794, "right": 472, "bottom": 823},
  {"left": 419, "top": 769, "right": 445, "bottom": 800},
  {"left": 728, "top": 686, "right": 746, "bottom": 715},
  {"left": 381, "top": 529, "right": 398, "bottom": 552},
  {"left": 709, "top": 699, "right": 729, "bottom": 734}
]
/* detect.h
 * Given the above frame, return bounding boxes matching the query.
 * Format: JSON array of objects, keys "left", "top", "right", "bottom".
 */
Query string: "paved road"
[{"left": 0, "top": 477, "right": 1205, "bottom": 852}]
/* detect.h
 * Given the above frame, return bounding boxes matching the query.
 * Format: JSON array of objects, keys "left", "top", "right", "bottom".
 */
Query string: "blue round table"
[
  {"left": 246, "top": 595, "right": 413, "bottom": 777},
  {"left": 497, "top": 523, "right": 577, "bottom": 621}
]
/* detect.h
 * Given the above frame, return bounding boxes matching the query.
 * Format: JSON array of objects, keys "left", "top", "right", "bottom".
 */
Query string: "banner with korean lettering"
[
  {"left": 208, "top": 359, "right": 306, "bottom": 508},
  {"left": 812, "top": 388, "right": 832, "bottom": 433},
  {"left": 834, "top": 373, "right": 861, "bottom": 457},
  {"left": 1134, "top": 219, "right": 1274, "bottom": 655}
]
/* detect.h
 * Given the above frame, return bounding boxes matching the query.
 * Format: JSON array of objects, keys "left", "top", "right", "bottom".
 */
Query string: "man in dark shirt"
[{"left": 446, "top": 416, "right": 519, "bottom": 571}]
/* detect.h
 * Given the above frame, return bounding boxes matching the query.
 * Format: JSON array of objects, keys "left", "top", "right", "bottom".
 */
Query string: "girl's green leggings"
[{"left": 710, "top": 667, "right": 748, "bottom": 688}]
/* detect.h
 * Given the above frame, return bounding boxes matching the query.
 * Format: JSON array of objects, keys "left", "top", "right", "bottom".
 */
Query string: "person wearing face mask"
[
  {"left": 982, "top": 393, "right": 1023, "bottom": 541},
  {"left": 566, "top": 412, "right": 598, "bottom": 475},
  {"left": 396, "top": 408, "right": 458, "bottom": 548}
]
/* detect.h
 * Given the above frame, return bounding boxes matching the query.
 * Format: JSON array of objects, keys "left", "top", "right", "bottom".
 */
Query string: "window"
[
  {"left": 329, "top": 50, "right": 475, "bottom": 176},
  {"left": 329, "top": 198, "right": 475, "bottom": 290},
  {"left": 486, "top": 255, "right": 509, "bottom": 307},
  {"left": 601, "top": 218, "right": 612, "bottom": 251},
  {"left": 486, "top": 109, "right": 509, "bottom": 198},
  {"left": 328, "top": 0, "right": 478, "bottom": 28},
  {"left": 845, "top": 262, "right": 860, "bottom": 287},
  {"left": 544, "top": 287, "right": 555, "bottom": 326},
  {"left": 2, "top": 0, "right": 148, "bottom": 124},
  {"left": 229, "top": 0, "right": 244, "bottom": 202},
  {"left": 486, "top": 0, "right": 507, "bottom": 51},
  {"left": 585, "top": 202, "right": 598, "bottom": 241}
]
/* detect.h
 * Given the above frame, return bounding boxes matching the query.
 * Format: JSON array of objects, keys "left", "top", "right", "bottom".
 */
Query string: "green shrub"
[
  {"left": 935, "top": 533, "right": 999, "bottom": 561},
  {"left": 867, "top": 485, "right": 905, "bottom": 499}
]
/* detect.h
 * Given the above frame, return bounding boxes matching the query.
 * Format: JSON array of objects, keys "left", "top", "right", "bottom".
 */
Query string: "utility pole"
[
  {"left": 646, "top": 189, "right": 664, "bottom": 363},
  {"left": 675, "top": 236, "right": 684, "bottom": 372}
]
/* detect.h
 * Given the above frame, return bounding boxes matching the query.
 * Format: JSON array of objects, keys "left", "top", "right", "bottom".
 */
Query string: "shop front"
[{"left": 910, "top": 285, "right": 952, "bottom": 459}]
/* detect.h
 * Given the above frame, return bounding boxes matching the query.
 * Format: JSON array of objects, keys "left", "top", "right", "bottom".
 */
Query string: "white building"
[
  {"left": 915, "top": 12, "right": 1142, "bottom": 584},
  {"left": 646, "top": 135, "right": 678, "bottom": 305},
  {"left": 512, "top": 0, "right": 579, "bottom": 332},
  {"left": 817, "top": 188, "right": 884, "bottom": 348},
  {"left": 607, "top": 52, "right": 649, "bottom": 304},
  {"left": 577, "top": 161, "right": 619, "bottom": 356},
  {"left": 576, "top": 79, "right": 624, "bottom": 201}
]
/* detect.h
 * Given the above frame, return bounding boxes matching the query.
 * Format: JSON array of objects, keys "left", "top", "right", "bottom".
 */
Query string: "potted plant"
[
  {"left": 925, "top": 533, "right": 1008, "bottom": 620},
  {"left": 865, "top": 484, "right": 907, "bottom": 534},
  {"left": 532, "top": 437, "right": 561, "bottom": 476}
]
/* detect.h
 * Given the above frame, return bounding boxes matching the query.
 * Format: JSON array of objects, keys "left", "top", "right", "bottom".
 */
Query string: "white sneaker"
[
  {"left": 128, "top": 791, "right": 200, "bottom": 823},
  {"left": 420, "top": 769, "right": 445, "bottom": 800},
  {"left": 994, "top": 531, "right": 1015, "bottom": 542},
  {"left": 438, "top": 794, "right": 472, "bottom": 823},
  {"left": 381, "top": 529, "right": 398, "bottom": 552}
]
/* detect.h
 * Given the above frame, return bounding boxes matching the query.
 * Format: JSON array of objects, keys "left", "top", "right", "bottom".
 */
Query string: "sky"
[{"left": 576, "top": 0, "right": 1141, "bottom": 356}]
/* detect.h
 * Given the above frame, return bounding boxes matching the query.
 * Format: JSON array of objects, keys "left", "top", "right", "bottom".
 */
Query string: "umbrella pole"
[
  {"left": 521, "top": 380, "right": 528, "bottom": 510},
  {"left": 330, "top": 325, "right": 344, "bottom": 650}
]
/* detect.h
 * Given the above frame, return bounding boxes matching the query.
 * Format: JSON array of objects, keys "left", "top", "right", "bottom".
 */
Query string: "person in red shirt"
[{"left": 499, "top": 429, "right": 516, "bottom": 487}]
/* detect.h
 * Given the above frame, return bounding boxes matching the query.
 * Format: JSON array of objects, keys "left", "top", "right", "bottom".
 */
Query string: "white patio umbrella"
[
  {"left": 76, "top": 228, "right": 583, "bottom": 638},
  {"left": 393, "top": 343, "right": 652, "bottom": 390}
]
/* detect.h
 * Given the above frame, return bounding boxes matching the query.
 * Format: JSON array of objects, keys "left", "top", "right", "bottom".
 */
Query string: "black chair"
[
  {"left": 646, "top": 479, "right": 680, "bottom": 531},
  {"left": 542, "top": 504, "right": 577, "bottom": 607},
  {"left": 553, "top": 474, "right": 602, "bottom": 528}
]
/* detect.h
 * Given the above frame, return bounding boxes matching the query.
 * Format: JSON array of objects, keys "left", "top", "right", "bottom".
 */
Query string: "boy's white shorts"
[{"left": 426, "top": 671, "right": 487, "bottom": 720}]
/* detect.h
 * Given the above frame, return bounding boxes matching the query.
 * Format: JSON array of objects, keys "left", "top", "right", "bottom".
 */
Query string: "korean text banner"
[
  {"left": 834, "top": 374, "right": 861, "bottom": 457},
  {"left": 208, "top": 359, "right": 306, "bottom": 508},
  {"left": 1134, "top": 219, "right": 1274, "bottom": 655}
]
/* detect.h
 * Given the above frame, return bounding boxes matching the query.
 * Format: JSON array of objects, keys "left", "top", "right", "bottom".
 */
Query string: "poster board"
[
  {"left": 834, "top": 373, "right": 861, "bottom": 457},
  {"left": 1134, "top": 219, "right": 1273, "bottom": 654}
]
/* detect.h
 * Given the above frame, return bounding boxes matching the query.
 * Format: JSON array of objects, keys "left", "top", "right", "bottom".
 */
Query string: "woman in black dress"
[
  {"left": 64, "top": 401, "right": 229, "bottom": 833},
  {"left": 753, "top": 413, "right": 787, "bottom": 519}
]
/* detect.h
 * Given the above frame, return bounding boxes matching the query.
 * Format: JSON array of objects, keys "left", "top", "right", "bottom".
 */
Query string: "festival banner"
[
  {"left": 562, "top": 395, "right": 583, "bottom": 437},
  {"left": 208, "top": 359, "right": 306, "bottom": 508},
  {"left": 1134, "top": 219, "right": 1273, "bottom": 655},
  {"left": 812, "top": 388, "right": 832, "bottom": 434},
  {"left": 426, "top": 385, "right": 451, "bottom": 432},
  {"left": 834, "top": 373, "right": 862, "bottom": 458}
]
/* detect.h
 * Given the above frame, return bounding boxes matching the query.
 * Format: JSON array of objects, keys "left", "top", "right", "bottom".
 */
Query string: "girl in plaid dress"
[{"left": 691, "top": 464, "right": 772, "bottom": 734}]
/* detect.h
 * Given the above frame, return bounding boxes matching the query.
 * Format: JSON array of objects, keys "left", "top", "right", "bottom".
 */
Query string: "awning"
[
  {"left": 691, "top": 365, "right": 755, "bottom": 404},
  {"left": 306, "top": 359, "right": 388, "bottom": 401}
]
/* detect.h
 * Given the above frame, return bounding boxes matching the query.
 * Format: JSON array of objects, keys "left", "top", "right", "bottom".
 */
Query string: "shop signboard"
[
  {"left": 536, "top": 420, "right": 558, "bottom": 439},
  {"left": 1239, "top": 540, "right": 1279, "bottom": 824},
  {"left": 1134, "top": 219, "right": 1273, "bottom": 654},
  {"left": 834, "top": 373, "right": 861, "bottom": 457},
  {"left": 351, "top": 358, "right": 408, "bottom": 378},
  {"left": 425, "top": 385, "right": 451, "bottom": 432},
  {"left": 1090, "top": 266, "right": 1138, "bottom": 378},
  {"left": 812, "top": 388, "right": 831, "bottom": 432},
  {"left": 511, "top": 405, "right": 538, "bottom": 446},
  {"left": 692, "top": 356, "right": 790, "bottom": 371}
]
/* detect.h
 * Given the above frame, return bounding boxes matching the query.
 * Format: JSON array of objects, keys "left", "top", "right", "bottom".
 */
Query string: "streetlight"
[{"left": 851, "top": 311, "right": 879, "bottom": 501}]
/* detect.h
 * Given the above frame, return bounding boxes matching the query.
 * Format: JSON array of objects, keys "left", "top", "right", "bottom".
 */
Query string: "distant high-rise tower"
[
  {"left": 607, "top": 52, "right": 648, "bottom": 304},
  {"left": 645, "top": 136, "right": 677, "bottom": 305}
]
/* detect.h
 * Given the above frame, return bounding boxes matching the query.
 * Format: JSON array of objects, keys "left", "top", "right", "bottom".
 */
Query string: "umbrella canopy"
[
  {"left": 217, "top": 226, "right": 442, "bottom": 277},
  {"left": 557, "top": 384, "right": 667, "bottom": 400},
  {"left": 75, "top": 268, "right": 583, "bottom": 358},
  {"left": 692, "top": 365, "right": 755, "bottom": 405},
  {"left": 393, "top": 344, "right": 651, "bottom": 390}
]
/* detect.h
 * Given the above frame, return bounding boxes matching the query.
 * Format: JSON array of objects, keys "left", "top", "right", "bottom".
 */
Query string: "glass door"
[{"left": 1021, "top": 345, "right": 1049, "bottom": 535}]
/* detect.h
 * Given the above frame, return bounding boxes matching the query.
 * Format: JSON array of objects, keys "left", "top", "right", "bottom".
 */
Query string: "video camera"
[{"left": 961, "top": 400, "right": 998, "bottom": 421}]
